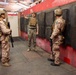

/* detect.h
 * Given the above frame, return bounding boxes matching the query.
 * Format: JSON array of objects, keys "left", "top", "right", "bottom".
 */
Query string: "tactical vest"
[
  {"left": 60, "top": 19, "right": 65, "bottom": 32},
  {"left": 29, "top": 17, "right": 37, "bottom": 27}
]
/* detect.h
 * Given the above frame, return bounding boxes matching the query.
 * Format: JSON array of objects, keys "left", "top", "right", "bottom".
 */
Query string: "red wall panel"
[{"left": 22, "top": 0, "right": 76, "bottom": 15}]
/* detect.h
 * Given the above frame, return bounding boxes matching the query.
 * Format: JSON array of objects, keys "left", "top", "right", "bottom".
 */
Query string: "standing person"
[
  {"left": 48, "top": 8, "right": 65, "bottom": 66},
  {"left": 0, "top": 14, "right": 11, "bottom": 67},
  {"left": 1, "top": 13, "right": 12, "bottom": 66},
  {"left": 26, "top": 12, "right": 39, "bottom": 52},
  {"left": 1, "top": 13, "right": 10, "bottom": 46},
  {"left": 2, "top": 13, "right": 14, "bottom": 48}
]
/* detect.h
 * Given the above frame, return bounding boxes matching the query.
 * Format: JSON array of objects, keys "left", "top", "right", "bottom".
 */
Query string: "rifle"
[
  {"left": 50, "top": 25, "right": 54, "bottom": 57},
  {"left": 50, "top": 38, "right": 54, "bottom": 57},
  {"left": 8, "top": 22, "right": 14, "bottom": 48}
]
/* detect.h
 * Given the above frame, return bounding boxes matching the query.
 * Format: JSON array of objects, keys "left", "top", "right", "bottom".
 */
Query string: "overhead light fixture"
[{"left": 4, "top": 0, "right": 23, "bottom": 12}]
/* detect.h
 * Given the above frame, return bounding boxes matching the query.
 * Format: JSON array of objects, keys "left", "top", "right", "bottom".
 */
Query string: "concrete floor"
[{"left": 0, "top": 37, "right": 76, "bottom": 75}]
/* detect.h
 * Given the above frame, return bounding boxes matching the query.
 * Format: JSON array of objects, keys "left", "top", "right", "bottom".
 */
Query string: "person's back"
[
  {"left": 48, "top": 8, "right": 65, "bottom": 66},
  {"left": 55, "top": 16, "right": 65, "bottom": 32}
]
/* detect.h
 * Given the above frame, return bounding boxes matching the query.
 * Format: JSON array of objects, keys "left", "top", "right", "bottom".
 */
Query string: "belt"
[
  {"left": 29, "top": 28, "right": 36, "bottom": 29},
  {"left": 30, "top": 25, "right": 36, "bottom": 27}
]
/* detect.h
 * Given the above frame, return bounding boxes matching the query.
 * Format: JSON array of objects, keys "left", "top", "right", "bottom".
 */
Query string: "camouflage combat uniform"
[
  {"left": 28, "top": 17, "right": 38, "bottom": 51},
  {"left": 50, "top": 16, "right": 65, "bottom": 65},
  {"left": 0, "top": 20, "right": 11, "bottom": 65}
]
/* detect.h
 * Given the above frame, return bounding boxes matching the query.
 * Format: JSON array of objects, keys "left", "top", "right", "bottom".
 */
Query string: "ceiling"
[{"left": 0, "top": 0, "right": 42, "bottom": 12}]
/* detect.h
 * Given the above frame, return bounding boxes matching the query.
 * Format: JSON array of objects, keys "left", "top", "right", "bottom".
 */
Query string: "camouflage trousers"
[
  {"left": 1, "top": 39, "right": 10, "bottom": 63},
  {"left": 0, "top": 42, "right": 1, "bottom": 59},
  {"left": 28, "top": 28, "right": 36, "bottom": 49},
  {"left": 50, "top": 35, "right": 63, "bottom": 64}
]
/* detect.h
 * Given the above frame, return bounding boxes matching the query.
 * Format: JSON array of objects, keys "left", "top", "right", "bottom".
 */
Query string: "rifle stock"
[
  {"left": 10, "top": 36, "right": 14, "bottom": 48},
  {"left": 50, "top": 39, "right": 52, "bottom": 51}
]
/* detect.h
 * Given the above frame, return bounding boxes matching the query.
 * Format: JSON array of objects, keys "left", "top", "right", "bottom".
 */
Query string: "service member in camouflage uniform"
[
  {"left": 48, "top": 8, "right": 65, "bottom": 66},
  {"left": 27, "top": 12, "right": 39, "bottom": 52},
  {"left": 0, "top": 13, "right": 11, "bottom": 67}
]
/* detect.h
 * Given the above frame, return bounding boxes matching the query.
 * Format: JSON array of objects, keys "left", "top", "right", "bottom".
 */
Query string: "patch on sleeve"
[{"left": 55, "top": 21, "right": 61, "bottom": 24}]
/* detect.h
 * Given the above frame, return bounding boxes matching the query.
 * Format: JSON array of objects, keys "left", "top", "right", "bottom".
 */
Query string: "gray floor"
[{"left": 0, "top": 37, "right": 76, "bottom": 75}]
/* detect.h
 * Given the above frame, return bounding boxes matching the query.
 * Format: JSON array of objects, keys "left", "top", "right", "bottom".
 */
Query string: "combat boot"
[
  {"left": 2, "top": 62, "right": 11, "bottom": 67},
  {"left": 32, "top": 47, "right": 37, "bottom": 51},
  {"left": 51, "top": 62, "right": 60, "bottom": 66},
  {"left": 7, "top": 58, "right": 10, "bottom": 62},
  {"left": 27, "top": 48, "right": 31, "bottom": 52},
  {"left": 47, "top": 58, "right": 54, "bottom": 62}
]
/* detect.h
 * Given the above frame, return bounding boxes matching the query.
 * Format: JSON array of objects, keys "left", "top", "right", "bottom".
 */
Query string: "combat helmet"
[
  {"left": 0, "top": 9, "right": 5, "bottom": 14},
  {"left": 54, "top": 8, "right": 62, "bottom": 15}
]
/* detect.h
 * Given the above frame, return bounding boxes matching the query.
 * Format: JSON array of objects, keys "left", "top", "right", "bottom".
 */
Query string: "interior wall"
[
  {"left": 20, "top": 0, "right": 76, "bottom": 67},
  {"left": 8, "top": 12, "right": 19, "bottom": 37}
]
